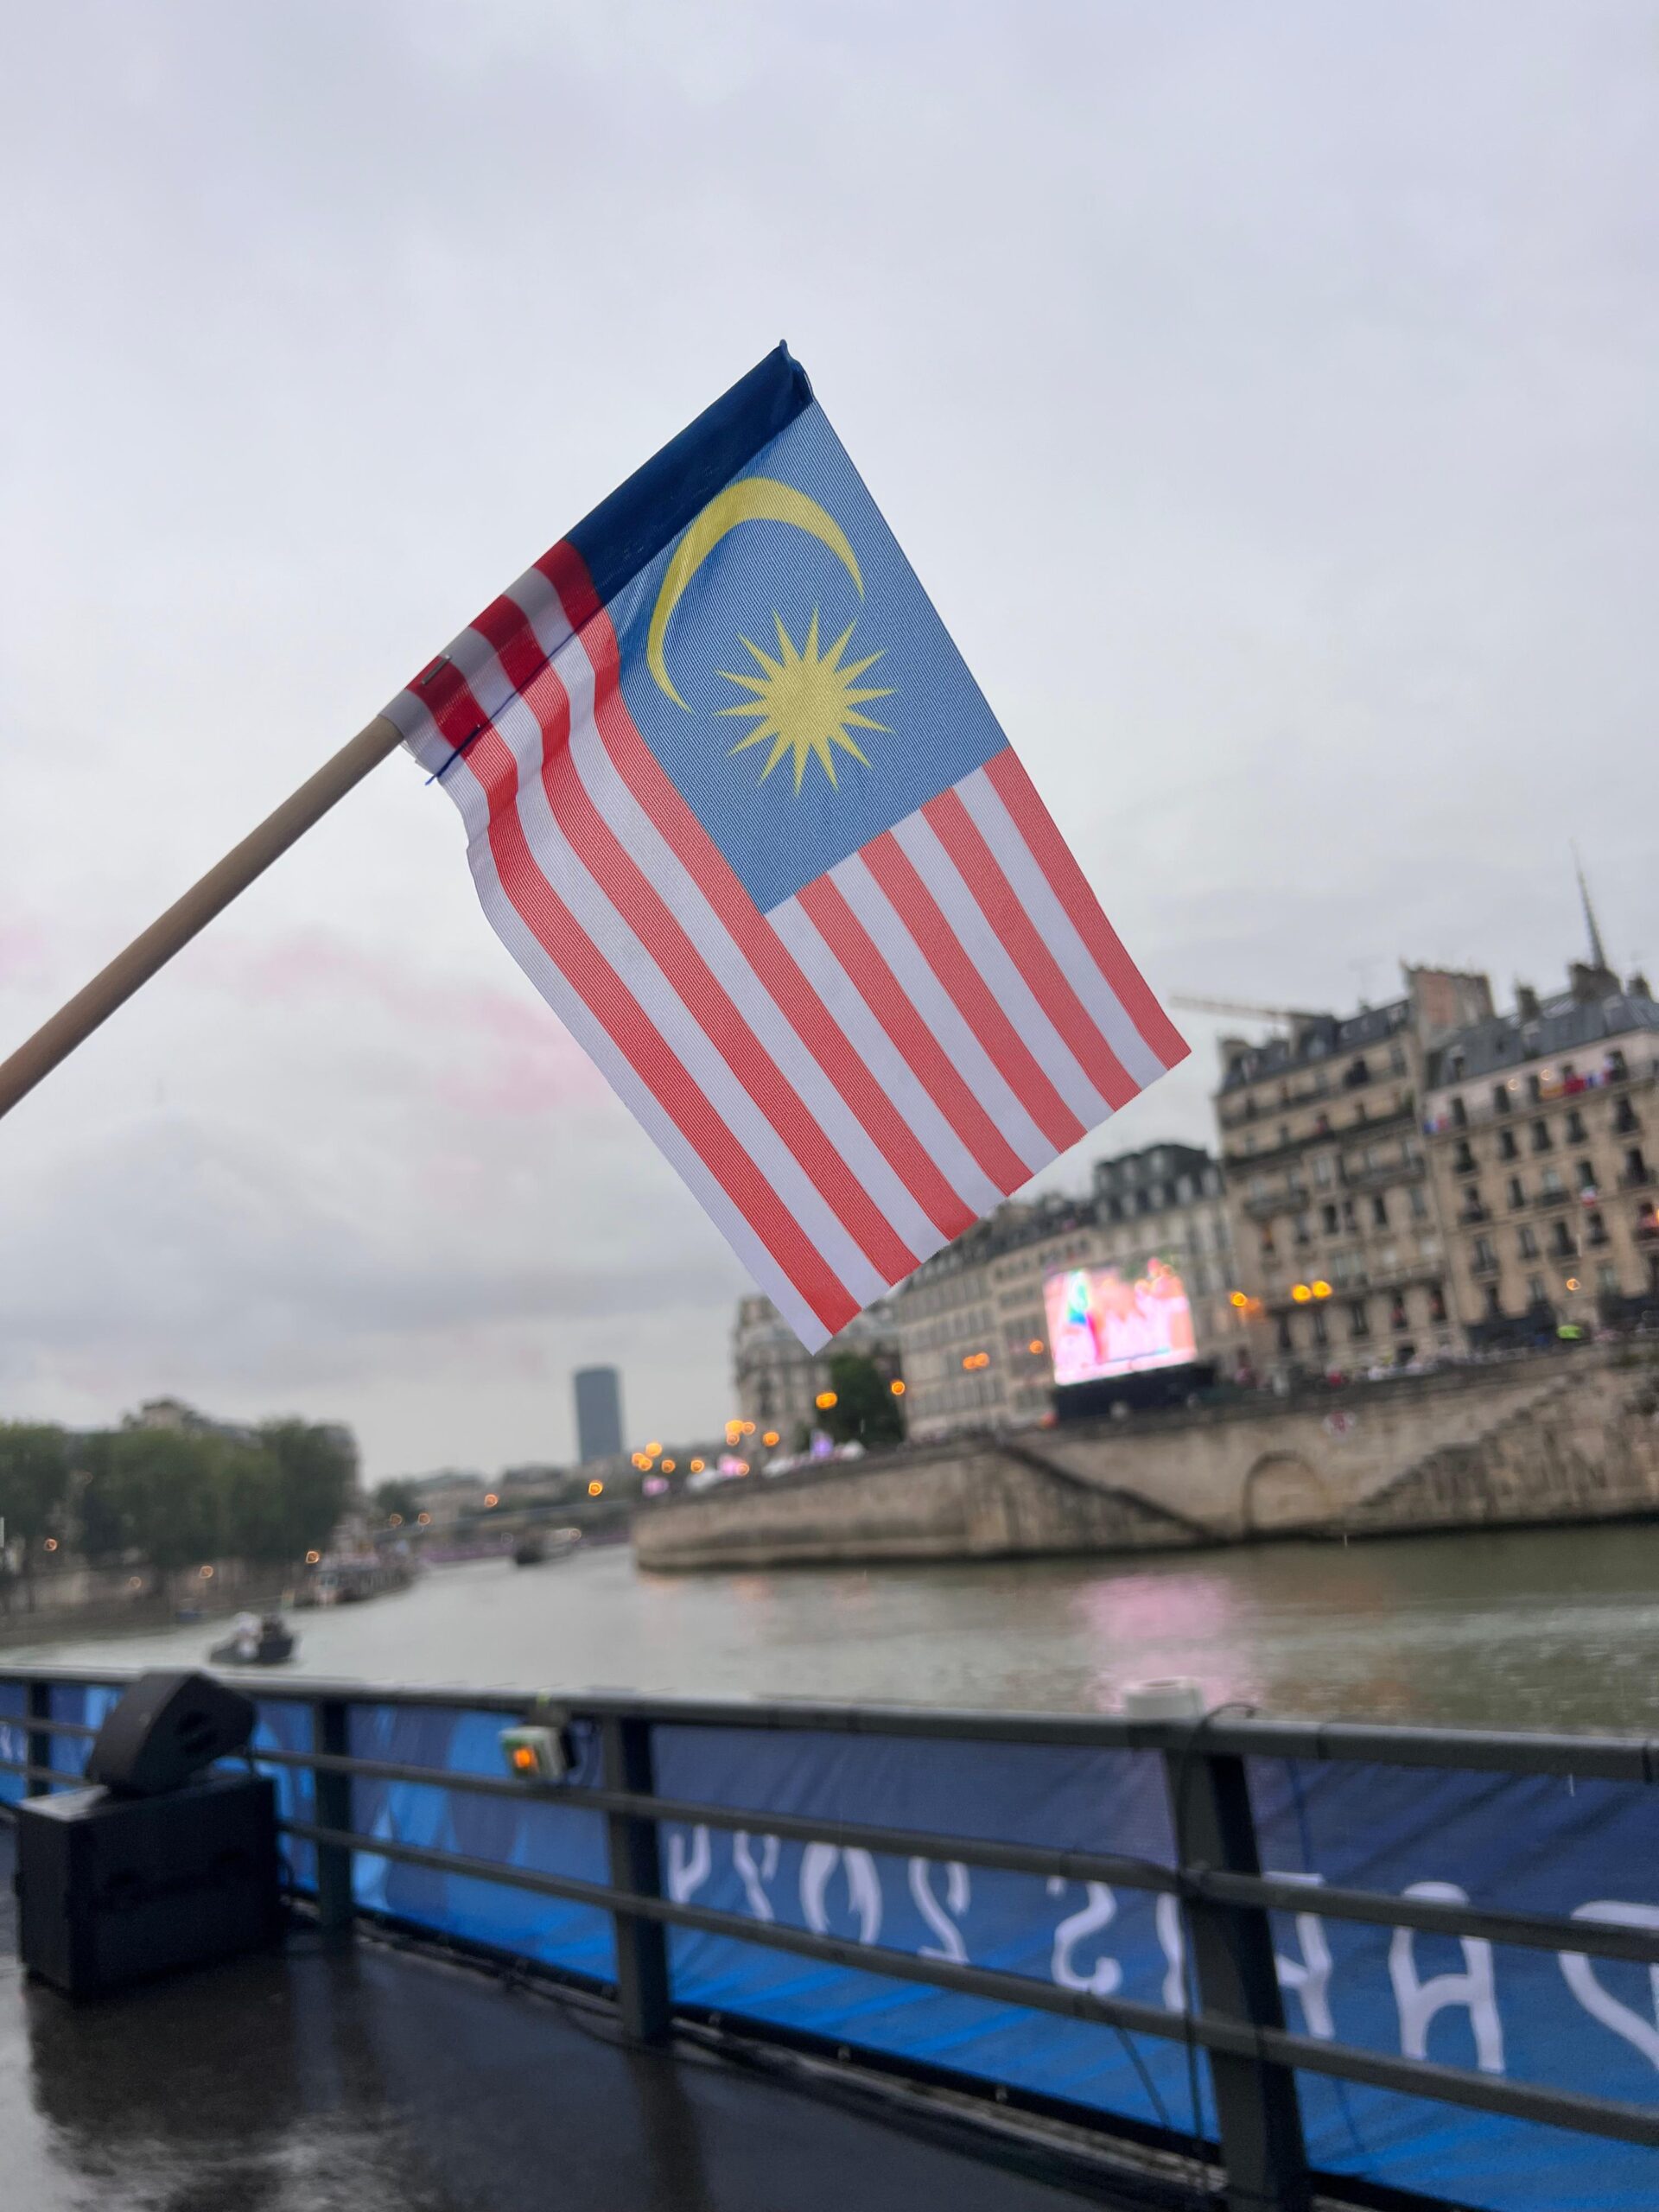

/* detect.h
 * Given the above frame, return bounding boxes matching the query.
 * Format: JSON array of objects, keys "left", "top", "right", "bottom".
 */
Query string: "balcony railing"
[{"left": 8, "top": 1665, "right": 1656, "bottom": 2209}]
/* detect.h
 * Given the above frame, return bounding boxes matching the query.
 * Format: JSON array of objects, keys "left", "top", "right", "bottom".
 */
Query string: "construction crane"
[{"left": 1169, "top": 995, "right": 1327, "bottom": 1027}]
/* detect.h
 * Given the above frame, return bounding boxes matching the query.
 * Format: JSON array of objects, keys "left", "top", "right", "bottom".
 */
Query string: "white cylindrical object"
[{"left": 1122, "top": 1678, "right": 1207, "bottom": 1721}]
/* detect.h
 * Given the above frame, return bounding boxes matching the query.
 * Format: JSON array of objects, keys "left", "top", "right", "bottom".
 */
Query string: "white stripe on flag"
[
  {"left": 388, "top": 698, "right": 837, "bottom": 1349},
  {"left": 765, "top": 897, "right": 1006, "bottom": 1221},
  {"left": 888, "top": 811, "right": 1111, "bottom": 1130},
  {"left": 557, "top": 676, "right": 946, "bottom": 1265},
  {"left": 827, "top": 852, "right": 1052, "bottom": 1176},
  {"left": 439, "top": 655, "right": 892, "bottom": 1314},
  {"left": 955, "top": 766, "right": 1168, "bottom": 1092}
]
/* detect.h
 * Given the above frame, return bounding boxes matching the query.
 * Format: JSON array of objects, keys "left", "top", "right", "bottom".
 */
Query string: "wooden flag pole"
[{"left": 0, "top": 713, "right": 406, "bottom": 1122}]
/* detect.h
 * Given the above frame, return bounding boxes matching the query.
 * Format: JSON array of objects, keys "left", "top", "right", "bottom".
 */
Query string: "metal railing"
[{"left": 5, "top": 1667, "right": 1659, "bottom": 2212}]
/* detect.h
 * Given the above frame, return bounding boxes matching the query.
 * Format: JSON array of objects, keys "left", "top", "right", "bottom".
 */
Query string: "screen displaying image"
[{"left": 1044, "top": 1259, "right": 1197, "bottom": 1386}]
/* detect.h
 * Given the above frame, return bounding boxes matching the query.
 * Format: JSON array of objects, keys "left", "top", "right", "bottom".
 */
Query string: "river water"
[{"left": 15, "top": 1519, "right": 1659, "bottom": 1734}]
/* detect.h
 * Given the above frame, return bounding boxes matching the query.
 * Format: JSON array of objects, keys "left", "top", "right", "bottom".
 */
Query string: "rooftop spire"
[{"left": 1573, "top": 843, "right": 1610, "bottom": 973}]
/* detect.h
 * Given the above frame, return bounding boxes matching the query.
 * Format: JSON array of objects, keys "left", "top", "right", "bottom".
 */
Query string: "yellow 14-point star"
[{"left": 718, "top": 610, "right": 893, "bottom": 792}]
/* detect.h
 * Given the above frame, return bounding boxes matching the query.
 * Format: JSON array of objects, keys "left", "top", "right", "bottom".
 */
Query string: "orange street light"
[
  {"left": 646, "top": 1440, "right": 662, "bottom": 1456},
  {"left": 661, "top": 1457, "right": 677, "bottom": 1472},
  {"left": 1312, "top": 1280, "right": 1332, "bottom": 1300},
  {"left": 739, "top": 1421, "right": 756, "bottom": 1435},
  {"left": 690, "top": 1458, "right": 706, "bottom": 1473},
  {"left": 416, "top": 1512, "right": 431, "bottom": 1526},
  {"left": 588, "top": 1479, "right": 604, "bottom": 1497},
  {"left": 305, "top": 1549, "right": 321, "bottom": 1565},
  {"left": 1291, "top": 1283, "right": 1313, "bottom": 1304},
  {"left": 762, "top": 1431, "right": 780, "bottom": 1447},
  {"left": 889, "top": 1379, "right": 906, "bottom": 1396},
  {"left": 484, "top": 1492, "right": 499, "bottom": 1508},
  {"left": 1566, "top": 1276, "right": 1582, "bottom": 1294},
  {"left": 388, "top": 1513, "right": 404, "bottom": 1527},
  {"left": 815, "top": 1391, "right": 837, "bottom": 1410},
  {"left": 1027, "top": 1338, "right": 1045, "bottom": 1355},
  {"left": 1230, "top": 1290, "right": 1249, "bottom": 1309},
  {"left": 198, "top": 1564, "right": 214, "bottom": 1579},
  {"left": 43, "top": 1537, "right": 58, "bottom": 1553}
]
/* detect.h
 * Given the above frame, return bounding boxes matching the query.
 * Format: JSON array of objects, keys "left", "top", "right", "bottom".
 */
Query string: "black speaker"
[
  {"left": 86, "top": 1671, "right": 256, "bottom": 1797},
  {"left": 16, "top": 1771, "right": 280, "bottom": 1994}
]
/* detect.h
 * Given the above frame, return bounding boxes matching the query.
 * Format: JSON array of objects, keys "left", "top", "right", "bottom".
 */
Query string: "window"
[
  {"left": 1550, "top": 1221, "right": 1574, "bottom": 1257},
  {"left": 1616, "top": 1098, "right": 1642, "bottom": 1134},
  {"left": 1492, "top": 1084, "right": 1511, "bottom": 1115},
  {"left": 1577, "top": 1159, "right": 1597, "bottom": 1192},
  {"left": 1526, "top": 1274, "right": 1547, "bottom": 1306},
  {"left": 1498, "top": 1128, "right": 1518, "bottom": 1160},
  {"left": 1516, "top": 1225, "right": 1538, "bottom": 1259},
  {"left": 1427, "top": 1283, "right": 1447, "bottom": 1323},
  {"left": 1276, "top": 1314, "right": 1294, "bottom": 1355},
  {"left": 1314, "top": 1154, "right": 1334, "bottom": 1187},
  {"left": 1390, "top": 1295, "right": 1408, "bottom": 1331},
  {"left": 1508, "top": 1176, "right": 1526, "bottom": 1208},
  {"left": 1484, "top": 1283, "right": 1503, "bottom": 1318},
  {"left": 1311, "top": 1307, "right": 1329, "bottom": 1351},
  {"left": 1452, "top": 1141, "right": 1476, "bottom": 1176},
  {"left": 1349, "top": 1300, "right": 1370, "bottom": 1339},
  {"left": 1294, "top": 1212, "right": 1313, "bottom": 1245},
  {"left": 1532, "top": 1121, "right": 1553, "bottom": 1153},
  {"left": 1627, "top": 1147, "right": 1651, "bottom": 1185},
  {"left": 1371, "top": 1195, "right": 1389, "bottom": 1228},
  {"left": 1451, "top": 1096, "right": 1468, "bottom": 1127},
  {"left": 1586, "top": 1212, "right": 1609, "bottom": 1248},
  {"left": 1566, "top": 1109, "right": 1586, "bottom": 1142},
  {"left": 1472, "top": 1236, "right": 1497, "bottom": 1272},
  {"left": 1341, "top": 1198, "right": 1357, "bottom": 1230},
  {"left": 1409, "top": 1185, "right": 1429, "bottom": 1221},
  {"left": 1459, "top": 1185, "right": 1484, "bottom": 1222},
  {"left": 1321, "top": 1204, "right": 1338, "bottom": 1235},
  {"left": 1540, "top": 1167, "right": 1565, "bottom": 1198},
  {"left": 1599, "top": 1262, "right": 1620, "bottom": 1295}
]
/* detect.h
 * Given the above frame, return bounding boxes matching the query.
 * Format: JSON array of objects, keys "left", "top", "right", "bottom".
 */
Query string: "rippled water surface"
[{"left": 18, "top": 1519, "right": 1659, "bottom": 1733}]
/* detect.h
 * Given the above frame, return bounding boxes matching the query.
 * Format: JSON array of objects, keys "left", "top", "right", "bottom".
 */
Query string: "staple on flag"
[{"left": 385, "top": 346, "right": 1187, "bottom": 1349}]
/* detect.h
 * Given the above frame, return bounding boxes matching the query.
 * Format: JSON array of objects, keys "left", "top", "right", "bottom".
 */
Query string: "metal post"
[
  {"left": 24, "top": 1681, "right": 52, "bottom": 1796},
  {"left": 601, "top": 1713, "right": 671, "bottom": 2044},
  {"left": 1165, "top": 1742, "right": 1311, "bottom": 2212},
  {"left": 313, "top": 1699, "right": 355, "bottom": 1936}
]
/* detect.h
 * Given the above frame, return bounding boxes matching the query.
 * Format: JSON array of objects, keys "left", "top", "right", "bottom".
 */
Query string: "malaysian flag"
[{"left": 388, "top": 348, "right": 1186, "bottom": 1348}]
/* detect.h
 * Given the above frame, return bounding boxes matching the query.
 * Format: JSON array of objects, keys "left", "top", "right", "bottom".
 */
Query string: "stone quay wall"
[{"left": 633, "top": 1348, "right": 1659, "bottom": 1573}]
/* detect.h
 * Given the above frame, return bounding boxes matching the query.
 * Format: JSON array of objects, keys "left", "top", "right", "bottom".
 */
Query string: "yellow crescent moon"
[{"left": 647, "top": 477, "right": 863, "bottom": 709}]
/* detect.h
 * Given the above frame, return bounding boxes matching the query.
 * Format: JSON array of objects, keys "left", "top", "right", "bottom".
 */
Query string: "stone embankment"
[{"left": 633, "top": 1347, "right": 1659, "bottom": 1573}]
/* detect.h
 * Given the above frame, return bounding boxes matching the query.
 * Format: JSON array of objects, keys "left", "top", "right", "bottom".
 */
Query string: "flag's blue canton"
[{"left": 601, "top": 403, "right": 1008, "bottom": 915}]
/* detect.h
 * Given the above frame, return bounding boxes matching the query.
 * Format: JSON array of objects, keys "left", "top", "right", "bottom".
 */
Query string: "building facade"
[
  {"left": 1217, "top": 968, "right": 1492, "bottom": 1372},
  {"left": 889, "top": 1149, "right": 1241, "bottom": 1441},
  {"left": 893, "top": 1193, "right": 1105, "bottom": 1440},
  {"left": 1090, "top": 1144, "right": 1243, "bottom": 1371},
  {"left": 1423, "top": 963, "right": 1659, "bottom": 1343},
  {"left": 731, "top": 1295, "right": 901, "bottom": 1444},
  {"left": 572, "top": 1366, "right": 624, "bottom": 1465}
]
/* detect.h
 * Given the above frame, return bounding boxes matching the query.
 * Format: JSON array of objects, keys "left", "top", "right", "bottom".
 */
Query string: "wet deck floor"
[{"left": 1, "top": 1821, "right": 1135, "bottom": 2212}]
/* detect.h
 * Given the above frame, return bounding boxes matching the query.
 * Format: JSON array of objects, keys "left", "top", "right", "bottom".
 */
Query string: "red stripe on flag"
[
  {"left": 529, "top": 705, "right": 920, "bottom": 1287},
  {"left": 860, "top": 835, "right": 1086, "bottom": 1157},
  {"left": 922, "top": 787, "right": 1140, "bottom": 1113},
  {"left": 423, "top": 671, "right": 860, "bottom": 1338},
  {"left": 534, "top": 548, "right": 977, "bottom": 1245},
  {"left": 981, "top": 749, "right": 1188, "bottom": 1072},
  {"left": 796, "top": 874, "right": 1033, "bottom": 1198}
]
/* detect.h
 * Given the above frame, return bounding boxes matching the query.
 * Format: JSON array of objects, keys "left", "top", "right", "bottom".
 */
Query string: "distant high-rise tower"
[{"left": 573, "top": 1365, "right": 624, "bottom": 1465}]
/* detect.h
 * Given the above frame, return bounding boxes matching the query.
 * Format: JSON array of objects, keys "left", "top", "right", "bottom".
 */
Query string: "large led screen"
[{"left": 1044, "top": 1260, "right": 1197, "bottom": 1386}]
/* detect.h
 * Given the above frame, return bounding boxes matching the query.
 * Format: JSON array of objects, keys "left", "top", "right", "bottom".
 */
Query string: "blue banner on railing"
[{"left": 7, "top": 1686, "right": 1656, "bottom": 2212}]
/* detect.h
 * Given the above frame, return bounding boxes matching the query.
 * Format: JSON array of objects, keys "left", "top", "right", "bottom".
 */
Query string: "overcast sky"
[{"left": 3, "top": 3, "right": 1655, "bottom": 1479}]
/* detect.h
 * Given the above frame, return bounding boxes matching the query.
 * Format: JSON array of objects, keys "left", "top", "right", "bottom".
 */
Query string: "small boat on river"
[
  {"left": 512, "top": 1527, "right": 582, "bottom": 1567},
  {"left": 208, "top": 1612, "right": 296, "bottom": 1666}
]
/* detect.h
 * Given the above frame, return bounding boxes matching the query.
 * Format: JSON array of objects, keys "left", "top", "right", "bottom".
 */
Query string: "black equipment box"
[{"left": 14, "top": 1770, "right": 280, "bottom": 1996}]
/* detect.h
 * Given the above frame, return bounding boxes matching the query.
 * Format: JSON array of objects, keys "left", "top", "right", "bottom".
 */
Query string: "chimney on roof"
[
  {"left": 1516, "top": 982, "right": 1541, "bottom": 1022},
  {"left": 1629, "top": 971, "right": 1652, "bottom": 1001}
]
